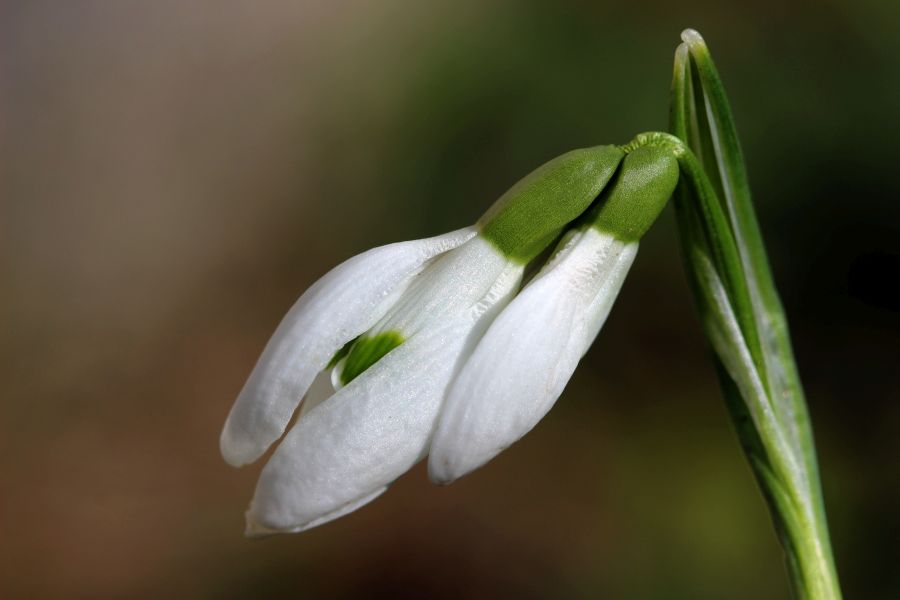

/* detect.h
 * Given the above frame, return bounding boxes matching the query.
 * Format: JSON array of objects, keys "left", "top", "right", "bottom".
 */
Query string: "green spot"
[
  {"left": 326, "top": 336, "right": 359, "bottom": 370},
  {"left": 338, "top": 331, "right": 405, "bottom": 385},
  {"left": 589, "top": 145, "right": 679, "bottom": 242},
  {"left": 480, "top": 145, "right": 624, "bottom": 263}
]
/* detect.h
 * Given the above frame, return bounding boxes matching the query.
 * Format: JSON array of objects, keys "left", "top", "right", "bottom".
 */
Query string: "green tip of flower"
[
  {"left": 589, "top": 145, "right": 680, "bottom": 242},
  {"left": 327, "top": 336, "right": 359, "bottom": 370},
  {"left": 337, "top": 331, "right": 405, "bottom": 386}
]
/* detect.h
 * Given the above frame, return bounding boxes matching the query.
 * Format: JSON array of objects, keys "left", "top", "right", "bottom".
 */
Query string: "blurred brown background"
[{"left": 3, "top": 0, "right": 899, "bottom": 598}]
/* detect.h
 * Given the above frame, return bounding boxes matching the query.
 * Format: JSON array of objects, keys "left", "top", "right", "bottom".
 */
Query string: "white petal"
[
  {"left": 296, "top": 369, "right": 335, "bottom": 421},
  {"left": 245, "top": 263, "right": 523, "bottom": 533},
  {"left": 220, "top": 226, "right": 476, "bottom": 467},
  {"left": 245, "top": 485, "right": 388, "bottom": 537},
  {"left": 329, "top": 235, "right": 513, "bottom": 386},
  {"left": 369, "top": 236, "right": 514, "bottom": 336},
  {"left": 428, "top": 228, "right": 638, "bottom": 483}
]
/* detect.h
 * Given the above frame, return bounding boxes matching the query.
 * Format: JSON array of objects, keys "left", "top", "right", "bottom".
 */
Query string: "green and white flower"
[{"left": 221, "top": 143, "right": 678, "bottom": 534}]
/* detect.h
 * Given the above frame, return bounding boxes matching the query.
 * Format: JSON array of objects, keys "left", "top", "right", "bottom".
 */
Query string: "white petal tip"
[
  {"left": 244, "top": 485, "right": 390, "bottom": 537},
  {"left": 427, "top": 451, "right": 488, "bottom": 486},
  {"left": 426, "top": 461, "right": 456, "bottom": 486},
  {"left": 244, "top": 514, "right": 282, "bottom": 538},
  {"left": 219, "top": 424, "right": 262, "bottom": 468}
]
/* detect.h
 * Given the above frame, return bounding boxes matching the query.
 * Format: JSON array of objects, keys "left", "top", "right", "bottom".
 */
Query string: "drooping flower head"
[{"left": 220, "top": 142, "right": 678, "bottom": 534}]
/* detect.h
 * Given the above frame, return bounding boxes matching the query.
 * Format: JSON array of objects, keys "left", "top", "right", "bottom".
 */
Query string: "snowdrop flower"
[{"left": 221, "top": 145, "right": 630, "bottom": 534}]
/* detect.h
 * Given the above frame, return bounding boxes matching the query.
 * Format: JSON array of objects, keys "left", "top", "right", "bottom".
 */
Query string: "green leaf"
[
  {"left": 669, "top": 29, "right": 841, "bottom": 600},
  {"left": 679, "top": 30, "right": 815, "bottom": 475}
]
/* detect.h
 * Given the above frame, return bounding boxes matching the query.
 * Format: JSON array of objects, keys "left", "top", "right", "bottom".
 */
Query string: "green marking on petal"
[
  {"left": 338, "top": 331, "right": 405, "bottom": 386},
  {"left": 589, "top": 145, "right": 679, "bottom": 242},
  {"left": 480, "top": 145, "right": 624, "bottom": 264},
  {"left": 327, "top": 336, "right": 359, "bottom": 370}
]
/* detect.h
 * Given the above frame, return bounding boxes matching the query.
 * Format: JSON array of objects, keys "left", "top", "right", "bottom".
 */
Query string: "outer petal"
[
  {"left": 245, "top": 262, "right": 523, "bottom": 534},
  {"left": 428, "top": 228, "right": 638, "bottom": 483},
  {"left": 221, "top": 226, "right": 476, "bottom": 467}
]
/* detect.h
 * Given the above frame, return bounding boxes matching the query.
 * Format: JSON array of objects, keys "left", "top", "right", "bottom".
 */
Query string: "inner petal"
[{"left": 331, "top": 236, "right": 511, "bottom": 386}]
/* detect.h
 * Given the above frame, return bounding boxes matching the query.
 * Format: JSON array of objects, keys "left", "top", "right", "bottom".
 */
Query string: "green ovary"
[
  {"left": 335, "top": 331, "right": 405, "bottom": 386},
  {"left": 589, "top": 145, "right": 680, "bottom": 242},
  {"left": 479, "top": 145, "right": 624, "bottom": 264}
]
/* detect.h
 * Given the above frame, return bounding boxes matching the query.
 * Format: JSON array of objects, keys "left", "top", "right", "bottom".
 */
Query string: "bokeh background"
[{"left": 3, "top": 0, "right": 898, "bottom": 598}]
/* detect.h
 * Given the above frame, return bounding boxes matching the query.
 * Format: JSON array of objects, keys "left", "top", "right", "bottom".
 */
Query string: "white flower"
[{"left": 220, "top": 143, "right": 678, "bottom": 535}]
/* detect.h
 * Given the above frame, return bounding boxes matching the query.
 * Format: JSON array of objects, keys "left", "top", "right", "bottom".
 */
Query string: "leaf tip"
[
  {"left": 680, "top": 28, "right": 705, "bottom": 47},
  {"left": 674, "top": 42, "right": 690, "bottom": 72}
]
